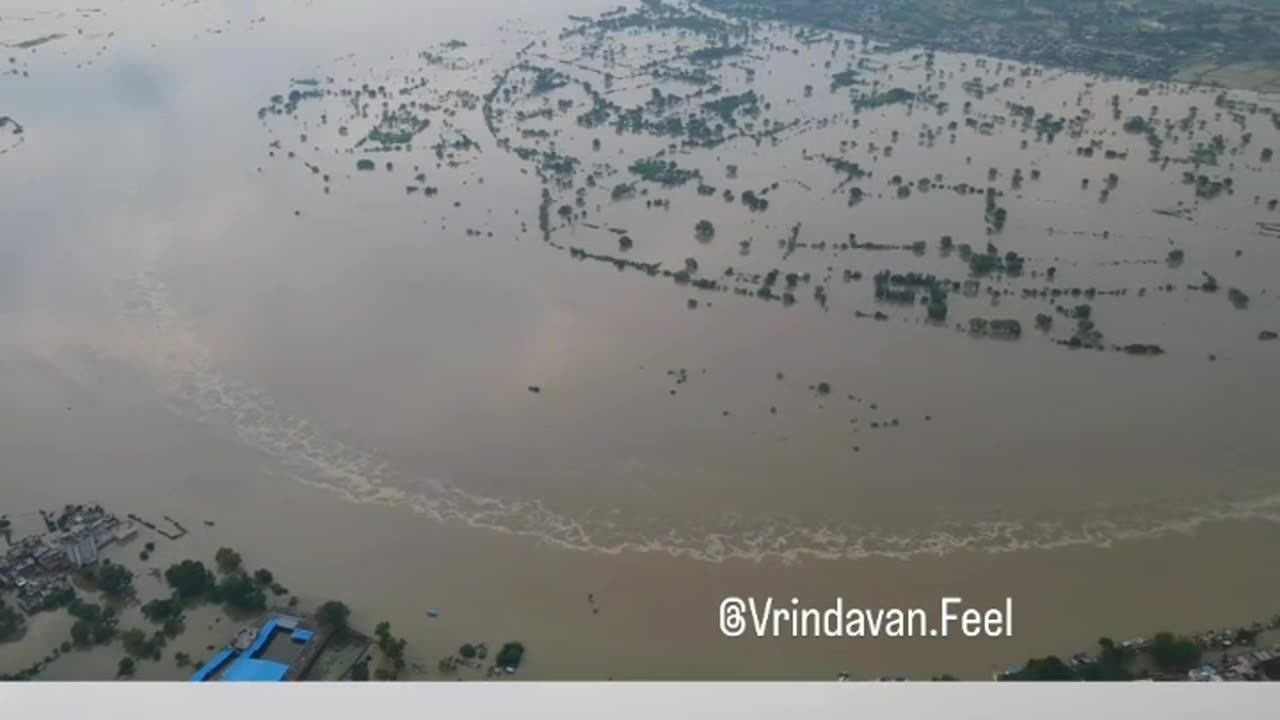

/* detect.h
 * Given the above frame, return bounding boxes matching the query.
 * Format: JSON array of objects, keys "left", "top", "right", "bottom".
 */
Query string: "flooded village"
[
  {"left": 0, "top": 501, "right": 528, "bottom": 681},
  {"left": 252, "top": 0, "right": 1280, "bottom": 374},
  {"left": 703, "top": 0, "right": 1280, "bottom": 93},
  {"left": 1, "top": 506, "right": 137, "bottom": 614},
  {"left": 3, "top": 0, "right": 1280, "bottom": 680}
]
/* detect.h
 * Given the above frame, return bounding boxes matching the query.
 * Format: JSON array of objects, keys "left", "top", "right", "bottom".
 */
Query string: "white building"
[{"left": 66, "top": 536, "right": 99, "bottom": 568}]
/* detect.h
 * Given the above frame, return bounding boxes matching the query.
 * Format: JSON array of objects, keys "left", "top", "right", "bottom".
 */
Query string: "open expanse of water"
[{"left": 3, "top": 0, "right": 1280, "bottom": 679}]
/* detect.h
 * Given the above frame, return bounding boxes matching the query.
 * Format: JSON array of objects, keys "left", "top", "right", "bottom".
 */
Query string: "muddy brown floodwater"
[{"left": 2, "top": 0, "right": 1279, "bottom": 680}]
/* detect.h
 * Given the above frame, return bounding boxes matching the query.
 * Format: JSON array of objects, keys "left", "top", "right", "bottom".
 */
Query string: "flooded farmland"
[{"left": 3, "top": 0, "right": 1280, "bottom": 680}]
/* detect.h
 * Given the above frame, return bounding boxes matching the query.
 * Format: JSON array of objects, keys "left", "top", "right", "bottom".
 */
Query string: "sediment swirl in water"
[{"left": 108, "top": 266, "right": 1280, "bottom": 563}]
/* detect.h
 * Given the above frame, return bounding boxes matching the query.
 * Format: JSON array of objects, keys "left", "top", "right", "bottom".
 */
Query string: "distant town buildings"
[
  {"left": 0, "top": 505, "right": 134, "bottom": 613},
  {"left": 1189, "top": 648, "right": 1280, "bottom": 682}
]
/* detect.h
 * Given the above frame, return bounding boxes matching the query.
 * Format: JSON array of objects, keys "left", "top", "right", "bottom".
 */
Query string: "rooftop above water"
[{"left": 190, "top": 614, "right": 316, "bottom": 683}]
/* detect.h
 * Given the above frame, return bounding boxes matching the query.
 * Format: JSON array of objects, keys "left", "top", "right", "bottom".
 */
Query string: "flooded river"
[{"left": 2, "top": 0, "right": 1279, "bottom": 679}]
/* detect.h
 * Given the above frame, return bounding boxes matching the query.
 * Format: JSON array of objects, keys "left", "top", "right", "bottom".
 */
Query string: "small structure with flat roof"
[{"left": 190, "top": 613, "right": 324, "bottom": 683}]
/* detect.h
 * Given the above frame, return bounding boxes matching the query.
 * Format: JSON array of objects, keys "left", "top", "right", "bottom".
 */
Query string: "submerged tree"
[
  {"left": 214, "top": 547, "right": 243, "bottom": 574},
  {"left": 316, "top": 600, "right": 352, "bottom": 630},
  {"left": 94, "top": 562, "right": 134, "bottom": 598}
]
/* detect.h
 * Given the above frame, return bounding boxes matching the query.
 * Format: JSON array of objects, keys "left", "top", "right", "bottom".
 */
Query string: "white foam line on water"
[{"left": 107, "top": 263, "right": 1280, "bottom": 565}]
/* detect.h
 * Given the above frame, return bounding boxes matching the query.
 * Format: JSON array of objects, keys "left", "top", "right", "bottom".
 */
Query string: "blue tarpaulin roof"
[
  {"left": 190, "top": 616, "right": 308, "bottom": 682},
  {"left": 222, "top": 658, "right": 290, "bottom": 682},
  {"left": 245, "top": 619, "right": 280, "bottom": 658},
  {"left": 191, "top": 648, "right": 235, "bottom": 682}
]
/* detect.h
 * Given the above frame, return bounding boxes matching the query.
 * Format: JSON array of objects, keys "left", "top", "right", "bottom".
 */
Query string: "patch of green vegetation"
[
  {"left": 262, "top": 87, "right": 325, "bottom": 117},
  {"left": 1189, "top": 172, "right": 1229, "bottom": 198},
  {"left": 1227, "top": 288, "right": 1250, "bottom": 309},
  {"left": 163, "top": 559, "right": 216, "bottom": 599},
  {"left": 1123, "top": 116, "right": 1150, "bottom": 134},
  {"left": 853, "top": 87, "right": 915, "bottom": 110},
  {"left": 140, "top": 596, "right": 183, "bottom": 625},
  {"left": 0, "top": 598, "right": 23, "bottom": 643},
  {"left": 530, "top": 67, "right": 570, "bottom": 95},
  {"left": 121, "top": 627, "right": 167, "bottom": 661},
  {"left": 1013, "top": 637, "right": 1137, "bottom": 681},
  {"left": 84, "top": 560, "right": 134, "bottom": 598},
  {"left": 372, "top": 621, "right": 408, "bottom": 680},
  {"left": 154, "top": 549, "right": 277, "bottom": 616},
  {"left": 216, "top": 572, "right": 267, "bottom": 613},
  {"left": 984, "top": 189, "right": 1008, "bottom": 233},
  {"left": 317, "top": 600, "right": 352, "bottom": 630},
  {"left": 968, "top": 317, "right": 1022, "bottom": 339},
  {"left": 516, "top": 147, "right": 579, "bottom": 176},
  {"left": 1121, "top": 344, "right": 1165, "bottom": 356},
  {"left": 1149, "top": 632, "right": 1202, "bottom": 673},
  {"left": 964, "top": 246, "right": 1022, "bottom": 276},
  {"left": 495, "top": 641, "right": 526, "bottom": 669},
  {"left": 568, "top": 246, "right": 665, "bottom": 278},
  {"left": 823, "top": 155, "right": 866, "bottom": 188},
  {"left": 700, "top": 0, "right": 1280, "bottom": 90},
  {"left": 1034, "top": 113, "right": 1065, "bottom": 140},
  {"left": 688, "top": 44, "right": 745, "bottom": 63},
  {"left": 702, "top": 90, "right": 760, "bottom": 124},
  {"left": 741, "top": 189, "right": 769, "bottom": 211},
  {"left": 14, "top": 34, "right": 66, "bottom": 49},
  {"left": 1189, "top": 145, "right": 1219, "bottom": 166},
  {"left": 611, "top": 182, "right": 637, "bottom": 201},
  {"left": 629, "top": 158, "right": 702, "bottom": 186},
  {"left": 362, "top": 108, "right": 432, "bottom": 148},
  {"left": 68, "top": 597, "right": 118, "bottom": 648},
  {"left": 214, "top": 547, "right": 243, "bottom": 574},
  {"left": 568, "top": 3, "right": 733, "bottom": 39},
  {"left": 830, "top": 68, "right": 861, "bottom": 90},
  {"left": 538, "top": 189, "right": 553, "bottom": 239}
]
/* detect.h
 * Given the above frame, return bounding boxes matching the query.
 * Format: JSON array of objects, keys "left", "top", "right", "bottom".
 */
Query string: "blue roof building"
[{"left": 191, "top": 614, "right": 313, "bottom": 682}]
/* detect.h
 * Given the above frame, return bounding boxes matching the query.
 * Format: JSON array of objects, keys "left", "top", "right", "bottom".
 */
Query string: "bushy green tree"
[
  {"left": 95, "top": 562, "right": 134, "bottom": 597},
  {"left": 1149, "top": 632, "right": 1201, "bottom": 673},
  {"left": 316, "top": 601, "right": 351, "bottom": 630},
  {"left": 214, "top": 547, "right": 243, "bottom": 574}
]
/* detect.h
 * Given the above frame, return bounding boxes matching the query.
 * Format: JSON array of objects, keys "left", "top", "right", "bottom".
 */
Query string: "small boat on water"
[{"left": 426, "top": 608, "right": 440, "bottom": 618}]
